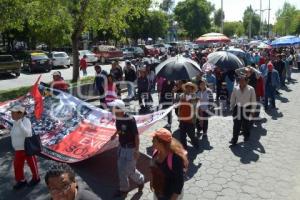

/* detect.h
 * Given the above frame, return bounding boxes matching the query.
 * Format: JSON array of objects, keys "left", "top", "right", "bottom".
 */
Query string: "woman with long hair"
[
  {"left": 105, "top": 74, "right": 118, "bottom": 104},
  {"left": 150, "top": 128, "right": 188, "bottom": 200}
]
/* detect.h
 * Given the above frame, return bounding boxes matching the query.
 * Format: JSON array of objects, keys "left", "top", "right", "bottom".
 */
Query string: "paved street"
[
  {"left": 1, "top": 68, "right": 300, "bottom": 200},
  {"left": 0, "top": 63, "right": 122, "bottom": 90}
]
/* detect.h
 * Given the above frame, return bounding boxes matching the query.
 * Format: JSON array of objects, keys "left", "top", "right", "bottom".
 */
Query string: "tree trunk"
[{"left": 72, "top": 35, "right": 80, "bottom": 82}]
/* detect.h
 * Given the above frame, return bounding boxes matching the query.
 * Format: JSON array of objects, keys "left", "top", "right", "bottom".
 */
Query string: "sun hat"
[
  {"left": 151, "top": 128, "right": 172, "bottom": 143},
  {"left": 182, "top": 82, "right": 197, "bottom": 92},
  {"left": 52, "top": 71, "right": 61, "bottom": 76}
]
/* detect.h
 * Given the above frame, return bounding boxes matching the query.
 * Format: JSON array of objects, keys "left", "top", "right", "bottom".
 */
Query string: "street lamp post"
[
  {"left": 221, "top": 0, "right": 224, "bottom": 34},
  {"left": 102, "top": 31, "right": 107, "bottom": 44}
]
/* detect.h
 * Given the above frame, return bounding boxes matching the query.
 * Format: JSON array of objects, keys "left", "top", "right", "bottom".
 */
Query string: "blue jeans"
[
  {"left": 265, "top": 86, "right": 276, "bottom": 108},
  {"left": 117, "top": 147, "right": 144, "bottom": 191}
]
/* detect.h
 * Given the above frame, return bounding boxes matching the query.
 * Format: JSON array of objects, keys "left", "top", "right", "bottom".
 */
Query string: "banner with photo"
[{"left": 0, "top": 85, "right": 173, "bottom": 163}]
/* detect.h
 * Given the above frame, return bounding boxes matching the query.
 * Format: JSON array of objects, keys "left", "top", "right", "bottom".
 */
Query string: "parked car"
[
  {"left": 49, "top": 51, "right": 70, "bottom": 68},
  {"left": 92, "top": 45, "right": 123, "bottom": 64},
  {"left": 139, "top": 45, "right": 160, "bottom": 57},
  {"left": 0, "top": 55, "right": 22, "bottom": 77},
  {"left": 79, "top": 50, "right": 98, "bottom": 64},
  {"left": 22, "top": 52, "right": 52, "bottom": 73},
  {"left": 122, "top": 47, "right": 145, "bottom": 59},
  {"left": 122, "top": 48, "right": 134, "bottom": 59}
]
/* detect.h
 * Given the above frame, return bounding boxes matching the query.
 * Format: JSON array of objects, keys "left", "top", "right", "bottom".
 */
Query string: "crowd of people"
[{"left": 7, "top": 44, "right": 300, "bottom": 200}]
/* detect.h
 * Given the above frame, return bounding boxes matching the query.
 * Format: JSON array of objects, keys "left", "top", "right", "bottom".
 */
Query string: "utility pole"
[
  {"left": 267, "top": 0, "right": 271, "bottom": 38},
  {"left": 259, "top": 0, "right": 262, "bottom": 37},
  {"left": 221, "top": 0, "right": 224, "bottom": 34}
]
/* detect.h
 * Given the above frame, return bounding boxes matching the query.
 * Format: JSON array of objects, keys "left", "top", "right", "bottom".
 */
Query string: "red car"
[
  {"left": 92, "top": 45, "right": 123, "bottom": 64},
  {"left": 139, "top": 45, "right": 160, "bottom": 57}
]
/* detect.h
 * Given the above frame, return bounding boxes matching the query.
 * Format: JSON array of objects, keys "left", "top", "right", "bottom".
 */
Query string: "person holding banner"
[
  {"left": 110, "top": 100, "right": 145, "bottom": 198},
  {"left": 10, "top": 105, "right": 40, "bottom": 190}
]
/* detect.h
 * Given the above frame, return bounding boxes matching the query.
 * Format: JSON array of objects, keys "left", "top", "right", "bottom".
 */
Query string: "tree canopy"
[
  {"left": 242, "top": 6, "right": 260, "bottom": 38},
  {"left": 214, "top": 9, "right": 224, "bottom": 28},
  {"left": 273, "top": 2, "right": 300, "bottom": 36},
  {"left": 174, "top": 0, "right": 214, "bottom": 39},
  {"left": 223, "top": 21, "right": 244, "bottom": 37}
]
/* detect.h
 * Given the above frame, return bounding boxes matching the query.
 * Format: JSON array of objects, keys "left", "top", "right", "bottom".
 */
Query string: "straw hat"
[{"left": 182, "top": 82, "right": 197, "bottom": 92}]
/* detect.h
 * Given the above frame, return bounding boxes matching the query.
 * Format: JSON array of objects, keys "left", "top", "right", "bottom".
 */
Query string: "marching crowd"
[{"left": 7, "top": 44, "right": 300, "bottom": 200}]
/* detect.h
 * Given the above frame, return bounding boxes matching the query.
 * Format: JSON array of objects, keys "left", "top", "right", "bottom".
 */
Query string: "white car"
[
  {"left": 79, "top": 50, "right": 98, "bottom": 64},
  {"left": 49, "top": 51, "right": 70, "bottom": 68}
]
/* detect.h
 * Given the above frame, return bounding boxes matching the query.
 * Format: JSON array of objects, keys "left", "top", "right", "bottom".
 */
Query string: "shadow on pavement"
[
  {"left": 0, "top": 73, "right": 18, "bottom": 80},
  {"left": 276, "top": 95, "right": 289, "bottom": 103},
  {"left": 72, "top": 148, "right": 151, "bottom": 200},
  {"left": 230, "top": 121, "right": 267, "bottom": 164}
]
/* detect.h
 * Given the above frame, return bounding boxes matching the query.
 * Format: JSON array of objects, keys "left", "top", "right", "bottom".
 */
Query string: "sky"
[{"left": 156, "top": 0, "right": 300, "bottom": 24}]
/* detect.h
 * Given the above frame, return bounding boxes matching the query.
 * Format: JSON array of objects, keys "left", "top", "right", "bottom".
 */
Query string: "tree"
[
  {"left": 127, "top": 10, "right": 169, "bottom": 43},
  {"left": 223, "top": 21, "right": 244, "bottom": 37},
  {"left": 174, "top": 0, "right": 214, "bottom": 39},
  {"left": 160, "top": 0, "right": 174, "bottom": 13},
  {"left": 273, "top": 2, "right": 299, "bottom": 35},
  {"left": 214, "top": 9, "right": 224, "bottom": 27},
  {"left": 242, "top": 6, "right": 260, "bottom": 38}
]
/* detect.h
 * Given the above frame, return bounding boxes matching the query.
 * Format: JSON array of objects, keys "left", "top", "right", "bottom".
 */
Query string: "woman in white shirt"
[{"left": 10, "top": 105, "right": 40, "bottom": 190}]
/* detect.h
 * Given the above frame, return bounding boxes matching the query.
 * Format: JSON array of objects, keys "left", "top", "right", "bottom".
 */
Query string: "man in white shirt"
[
  {"left": 10, "top": 105, "right": 40, "bottom": 190},
  {"left": 230, "top": 74, "right": 256, "bottom": 146}
]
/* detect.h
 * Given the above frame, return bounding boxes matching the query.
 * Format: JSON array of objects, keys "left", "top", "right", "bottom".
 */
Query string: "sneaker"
[
  {"left": 13, "top": 180, "right": 27, "bottom": 190},
  {"left": 28, "top": 178, "right": 40, "bottom": 187},
  {"left": 114, "top": 190, "right": 128, "bottom": 198},
  {"left": 138, "top": 183, "right": 144, "bottom": 193},
  {"left": 196, "top": 131, "right": 202, "bottom": 138}
]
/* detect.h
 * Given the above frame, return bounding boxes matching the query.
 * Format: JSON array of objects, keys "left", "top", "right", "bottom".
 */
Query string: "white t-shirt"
[{"left": 10, "top": 117, "right": 32, "bottom": 150}]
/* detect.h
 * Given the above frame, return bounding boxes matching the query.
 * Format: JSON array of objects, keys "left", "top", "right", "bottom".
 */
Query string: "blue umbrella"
[{"left": 271, "top": 35, "right": 300, "bottom": 47}]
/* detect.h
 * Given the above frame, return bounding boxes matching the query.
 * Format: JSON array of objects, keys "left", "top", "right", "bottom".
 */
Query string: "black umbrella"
[
  {"left": 207, "top": 51, "right": 244, "bottom": 72},
  {"left": 155, "top": 56, "right": 202, "bottom": 80}
]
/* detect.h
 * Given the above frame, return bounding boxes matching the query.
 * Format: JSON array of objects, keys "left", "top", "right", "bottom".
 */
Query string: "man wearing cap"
[
  {"left": 110, "top": 61, "right": 123, "bottom": 96},
  {"left": 178, "top": 82, "right": 199, "bottom": 149},
  {"left": 230, "top": 73, "right": 256, "bottom": 146},
  {"left": 124, "top": 60, "right": 137, "bottom": 100},
  {"left": 10, "top": 105, "right": 40, "bottom": 190},
  {"left": 50, "top": 71, "right": 69, "bottom": 92},
  {"left": 110, "top": 100, "right": 144, "bottom": 197},
  {"left": 263, "top": 62, "right": 280, "bottom": 110}
]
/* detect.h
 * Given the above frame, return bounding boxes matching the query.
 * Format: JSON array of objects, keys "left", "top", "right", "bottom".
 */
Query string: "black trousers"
[
  {"left": 98, "top": 89, "right": 106, "bottom": 109},
  {"left": 232, "top": 106, "right": 251, "bottom": 143},
  {"left": 196, "top": 110, "right": 209, "bottom": 134},
  {"left": 162, "top": 104, "right": 172, "bottom": 125},
  {"left": 179, "top": 122, "right": 198, "bottom": 149},
  {"left": 138, "top": 91, "right": 151, "bottom": 108}
]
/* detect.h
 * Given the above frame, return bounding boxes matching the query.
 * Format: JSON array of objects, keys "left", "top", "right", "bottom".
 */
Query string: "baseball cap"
[
  {"left": 151, "top": 128, "right": 172, "bottom": 143},
  {"left": 125, "top": 60, "right": 131, "bottom": 64},
  {"left": 107, "top": 99, "right": 125, "bottom": 110},
  {"left": 10, "top": 105, "right": 26, "bottom": 113}
]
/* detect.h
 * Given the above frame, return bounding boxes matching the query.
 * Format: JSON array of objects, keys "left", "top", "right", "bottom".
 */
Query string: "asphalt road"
[{"left": 0, "top": 62, "right": 124, "bottom": 91}]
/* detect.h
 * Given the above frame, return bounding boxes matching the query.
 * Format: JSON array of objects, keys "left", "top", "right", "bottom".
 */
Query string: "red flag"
[{"left": 31, "top": 75, "right": 43, "bottom": 120}]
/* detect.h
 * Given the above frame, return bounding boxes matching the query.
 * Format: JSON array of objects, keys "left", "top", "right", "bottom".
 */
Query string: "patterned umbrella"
[{"left": 195, "top": 33, "right": 230, "bottom": 44}]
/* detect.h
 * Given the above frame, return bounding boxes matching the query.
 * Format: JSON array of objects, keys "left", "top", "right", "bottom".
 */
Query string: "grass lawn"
[{"left": 0, "top": 76, "right": 94, "bottom": 102}]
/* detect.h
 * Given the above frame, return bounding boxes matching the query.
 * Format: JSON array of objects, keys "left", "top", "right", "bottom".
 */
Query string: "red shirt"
[
  {"left": 51, "top": 78, "right": 69, "bottom": 92},
  {"left": 80, "top": 58, "right": 88, "bottom": 69}
]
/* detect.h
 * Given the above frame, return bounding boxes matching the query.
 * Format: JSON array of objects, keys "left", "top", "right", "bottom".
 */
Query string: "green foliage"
[
  {"left": 223, "top": 21, "right": 244, "bottom": 37},
  {"left": 214, "top": 9, "right": 224, "bottom": 27},
  {"left": 273, "top": 2, "right": 300, "bottom": 35},
  {"left": 160, "top": 0, "right": 174, "bottom": 13},
  {"left": 242, "top": 6, "right": 260, "bottom": 37},
  {"left": 174, "top": 0, "right": 214, "bottom": 39},
  {"left": 127, "top": 10, "right": 169, "bottom": 42}
]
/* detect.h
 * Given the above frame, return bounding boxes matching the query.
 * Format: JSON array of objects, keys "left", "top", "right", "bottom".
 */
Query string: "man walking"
[
  {"left": 124, "top": 60, "right": 137, "bottom": 100},
  {"left": 80, "top": 55, "right": 88, "bottom": 76},
  {"left": 230, "top": 73, "right": 256, "bottom": 146},
  {"left": 264, "top": 62, "right": 280, "bottom": 110},
  {"left": 94, "top": 65, "right": 107, "bottom": 109},
  {"left": 110, "top": 100, "right": 144, "bottom": 198}
]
